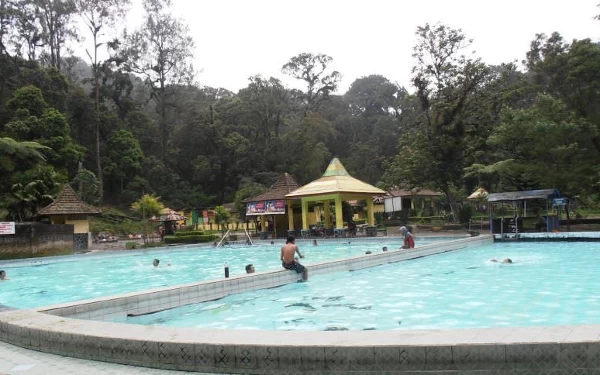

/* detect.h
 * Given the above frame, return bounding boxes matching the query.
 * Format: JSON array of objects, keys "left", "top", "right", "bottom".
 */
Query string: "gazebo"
[
  {"left": 286, "top": 158, "right": 385, "bottom": 232},
  {"left": 242, "top": 173, "right": 301, "bottom": 238},
  {"left": 38, "top": 184, "right": 102, "bottom": 249}
]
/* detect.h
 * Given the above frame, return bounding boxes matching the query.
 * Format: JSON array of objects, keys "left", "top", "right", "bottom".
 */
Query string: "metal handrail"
[
  {"left": 244, "top": 229, "right": 254, "bottom": 245},
  {"left": 216, "top": 229, "right": 230, "bottom": 247}
]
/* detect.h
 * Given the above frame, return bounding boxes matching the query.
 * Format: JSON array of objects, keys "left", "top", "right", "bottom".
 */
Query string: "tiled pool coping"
[{"left": 2, "top": 234, "right": 600, "bottom": 373}]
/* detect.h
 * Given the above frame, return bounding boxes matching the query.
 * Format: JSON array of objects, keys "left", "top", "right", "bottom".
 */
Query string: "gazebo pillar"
[
  {"left": 367, "top": 198, "right": 375, "bottom": 226},
  {"left": 301, "top": 199, "right": 309, "bottom": 230},
  {"left": 261, "top": 216, "right": 267, "bottom": 232},
  {"left": 323, "top": 201, "right": 331, "bottom": 228},
  {"left": 287, "top": 201, "right": 294, "bottom": 230},
  {"left": 334, "top": 195, "right": 343, "bottom": 228}
]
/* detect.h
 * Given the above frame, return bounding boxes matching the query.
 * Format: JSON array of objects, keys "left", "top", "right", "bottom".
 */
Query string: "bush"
[
  {"left": 141, "top": 242, "right": 166, "bottom": 249},
  {"left": 174, "top": 230, "right": 204, "bottom": 237},
  {"left": 164, "top": 234, "right": 217, "bottom": 244},
  {"left": 125, "top": 241, "right": 139, "bottom": 249}
]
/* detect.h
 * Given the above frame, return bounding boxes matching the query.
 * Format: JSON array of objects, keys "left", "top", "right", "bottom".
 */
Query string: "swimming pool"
[
  {"left": 0, "top": 236, "right": 458, "bottom": 309},
  {"left": 122, "top": 241, "right": 600, "bottom": 330}
]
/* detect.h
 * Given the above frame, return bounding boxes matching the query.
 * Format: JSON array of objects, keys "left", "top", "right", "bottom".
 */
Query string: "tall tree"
[
  {"left": 383, "top": 23, "right": 490, "bottom": 218},
  {"left": 76, "top": 0, "right": 130, "bottom": 204},
  {"left": 121, "top": 0, "right": 195, "bottom": 159},
  {"left": 35, "top": 0, "right": 77, "bottom": 69},
  {"left": 281, "top": 53, "right": 341, "bottom": 114}
]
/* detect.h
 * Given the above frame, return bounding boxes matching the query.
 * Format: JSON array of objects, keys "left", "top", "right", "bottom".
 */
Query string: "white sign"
[{"left": 0, "top": 222, "right": 15, "bottom": 235}]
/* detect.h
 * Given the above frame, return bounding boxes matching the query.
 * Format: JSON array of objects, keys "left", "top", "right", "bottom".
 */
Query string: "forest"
[{"left": 1, "top": 0, "right": 600, "bottom": 222}]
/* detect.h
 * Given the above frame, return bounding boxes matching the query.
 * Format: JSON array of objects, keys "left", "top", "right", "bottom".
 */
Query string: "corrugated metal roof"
[
  {"left": 38, "top": 185, "right": 102, "bottom": 215},
  {"left": 487, "top": 189, "right": 561, "bottom": 202},
  {"left": 286, "top": 158, "right": 385, "bottom": 198}
]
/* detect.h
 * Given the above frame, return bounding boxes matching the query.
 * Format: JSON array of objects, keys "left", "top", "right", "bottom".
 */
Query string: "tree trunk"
[
  {"left": 442, "top": 185, "right": 459, "bottom": 223},
  {"left": 93, "top": 31, "right": 103, "bottom": 204}
]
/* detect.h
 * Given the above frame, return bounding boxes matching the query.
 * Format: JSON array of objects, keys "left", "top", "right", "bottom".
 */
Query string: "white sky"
[{"left": 82, "top": 0, "right": 600, "bottom": 94}]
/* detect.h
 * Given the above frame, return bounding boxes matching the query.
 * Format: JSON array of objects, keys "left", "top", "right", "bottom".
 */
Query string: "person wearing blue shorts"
[{"left": 280, "top": 236, "right": 308, "bottom": 281}]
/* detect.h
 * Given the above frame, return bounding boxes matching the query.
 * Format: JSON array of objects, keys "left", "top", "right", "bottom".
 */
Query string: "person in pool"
[
  {"left": 0, "top": 270, "right": 8, "bottom": 280},
  {"left": 399, "top": 226, "right": 415, "bottom": 249},
  {"left": 490, "top": 258, "right": 513, "bottom": 264},
  {"left": 245, "top": 264, "right": 255, "bottom": 274},
  {"left": 280, "top": 235, "right": 308, "bottom": 281}
]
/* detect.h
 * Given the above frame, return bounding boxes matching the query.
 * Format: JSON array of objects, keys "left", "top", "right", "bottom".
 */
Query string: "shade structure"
[
  {"left": 467, "top": 187, "right": 489, "bottom": 200},
  {"left": 286, "top": 158, "right": 385, "bottom": 198},
  {"left": 242, "top": 173, "right": 302, "bottom": 236},
  {"left": 286, "top": 158, "right": 385, "bottom": 230}
]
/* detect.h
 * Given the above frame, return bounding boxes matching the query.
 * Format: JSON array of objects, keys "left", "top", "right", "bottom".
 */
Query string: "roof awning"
[{"left": 487, "top": 189, "right": 562, "bottom": 202}]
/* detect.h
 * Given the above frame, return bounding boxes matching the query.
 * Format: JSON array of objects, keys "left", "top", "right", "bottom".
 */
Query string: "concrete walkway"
[{"left": 0, "top": 340, "right": 213, "bottom": 375}]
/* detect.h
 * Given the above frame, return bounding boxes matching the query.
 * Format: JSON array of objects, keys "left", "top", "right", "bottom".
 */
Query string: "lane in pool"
[{"left": 121, "top": 241, "right": 600, "bottom": 330}]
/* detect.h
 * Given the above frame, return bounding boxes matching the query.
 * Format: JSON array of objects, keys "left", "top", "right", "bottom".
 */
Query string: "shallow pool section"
[
  {"left": 0, "top": 236, "right": 457, "bottom": 309},
  {"left": 123, "top": 241, "right": 600, "bottom": 330}
]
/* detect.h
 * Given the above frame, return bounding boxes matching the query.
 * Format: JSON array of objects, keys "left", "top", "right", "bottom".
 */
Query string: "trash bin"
[{"left": 365, "top": 226, "right": 377, "bottom": 237}]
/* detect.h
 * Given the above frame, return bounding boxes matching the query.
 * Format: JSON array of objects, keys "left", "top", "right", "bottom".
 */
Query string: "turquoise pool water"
[
  {"left": 123, "top": 241, "right": 600, "bottom": 331},
  {"left": 0, "top": 236, "right": 456, "bottom": 309}
]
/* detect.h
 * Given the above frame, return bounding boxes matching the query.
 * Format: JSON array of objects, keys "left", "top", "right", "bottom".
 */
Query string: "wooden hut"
[{"left": 38, "top": 185, "right": 102, "bottom": 249}]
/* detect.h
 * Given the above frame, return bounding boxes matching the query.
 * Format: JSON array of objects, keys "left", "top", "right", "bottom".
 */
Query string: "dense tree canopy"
[{"left": 1, "top": 2, "right": 600, "bottom": 222}]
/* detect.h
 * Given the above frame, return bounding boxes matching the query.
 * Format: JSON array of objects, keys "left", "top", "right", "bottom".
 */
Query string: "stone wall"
[{"left": 0, "top": 223, "right": 74, "bottom": 260}]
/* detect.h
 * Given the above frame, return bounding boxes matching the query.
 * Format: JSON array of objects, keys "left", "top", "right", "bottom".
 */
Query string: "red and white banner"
[{"left": 0, "top": 222, "right": 15, "bottom": 235}]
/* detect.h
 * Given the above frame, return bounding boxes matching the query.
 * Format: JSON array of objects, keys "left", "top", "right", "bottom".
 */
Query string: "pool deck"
[{"left": 2, "top": 233, "right": 600, "bottom": 373}]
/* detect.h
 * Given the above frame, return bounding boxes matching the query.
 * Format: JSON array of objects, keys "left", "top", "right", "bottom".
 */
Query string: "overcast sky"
[{"left": 98, "top": 0, "right": 599, "bottom": 94}]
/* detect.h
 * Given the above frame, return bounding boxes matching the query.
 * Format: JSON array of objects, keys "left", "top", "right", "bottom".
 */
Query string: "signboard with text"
[
  {"left": 553, "top": 198, "right": 567, "bottom": 206},
  {"left": 0, "top": 222, "right": 15, "bottom": 235},
  {"left": 246, "top": 200, "right": 286, "bottom": 215}
]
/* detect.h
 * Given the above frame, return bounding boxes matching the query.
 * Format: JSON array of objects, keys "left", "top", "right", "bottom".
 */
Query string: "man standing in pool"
[{"left": 280, "top": 236, "right": 308, "bottom": 281}]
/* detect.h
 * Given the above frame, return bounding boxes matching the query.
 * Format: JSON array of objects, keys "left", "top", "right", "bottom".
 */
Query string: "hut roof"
[
  {"left": 243, "top": 173, "right": 301, "bottom": 203},
  {"left": 487, "top": 189, "right": 561, "bottom": 202},
  {"left": 38, "top": 185, "right": 102, "bottom": 216},
  {"left": 387, "top": 188, "right": 443, "bottom": 198},
  {"left": 286, "top": 158, "right": 385, "bottom": 198}
]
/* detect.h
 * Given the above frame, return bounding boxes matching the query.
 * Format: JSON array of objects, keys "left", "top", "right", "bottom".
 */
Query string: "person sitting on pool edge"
[
  {"left": 245, "top": 264, "right": 255, "bottom": 274},
  {"left": 280, "top": 235, "right": 308, "bottom": 281},
  {"left": 0, "top": 270, "right": 8, "bottom": 280},
  {"left": 399, "top": 226, "right": 415, "bottom": 249}
]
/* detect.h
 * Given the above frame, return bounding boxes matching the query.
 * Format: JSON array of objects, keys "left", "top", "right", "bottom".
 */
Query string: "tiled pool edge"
[{"left": 3, "top": 235, "right": 600, "bottom": 373}]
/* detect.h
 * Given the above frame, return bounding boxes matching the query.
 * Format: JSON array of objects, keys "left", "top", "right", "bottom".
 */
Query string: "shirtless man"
[
  {"left": 280, "top": 236, "right": 308, "bottom": 281},
  {"left": 0, "top": 270, "right": 9, "bottom": 280}
]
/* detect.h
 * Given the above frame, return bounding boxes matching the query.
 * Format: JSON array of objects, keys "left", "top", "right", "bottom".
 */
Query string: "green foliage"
[
  {"left": 6, "top": 85, "right": 48, "bottom": 118},
  {"left": 0, "top": 137, "right": 49, "bottom": 172},
  {"left": 1, "top": 166, "right": 65, "bottom": 221},
  {"left": 457, "top": 204, "right": 473, "bottom": 225},
  {"left": 173, "top": 230, "right": 205, "bottom": 237},
  {"left": 71, "top": 168, "right": 99, "bottom": 205},
  {"left": 131, "top": 194, "right": 165, "bottom": 218},
  {"left": 164, "top": 234, "right": 217, "bottom": 244},
  {"left": 214, "top": 205, "right": 231, "bottom": 231},
  {"left": 125, "top": 241, "right": 139, "bottom": 249}
]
